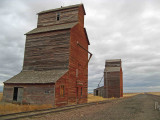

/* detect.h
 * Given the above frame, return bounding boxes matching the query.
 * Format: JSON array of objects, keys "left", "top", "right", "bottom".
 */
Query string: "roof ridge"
[{"left": 38, "top": 3, "right": 84, "bottom": 14}]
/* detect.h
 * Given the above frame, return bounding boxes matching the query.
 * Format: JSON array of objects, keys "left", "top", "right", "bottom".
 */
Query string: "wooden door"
[{"left": 17, "top": 88, "right": 24, "bottom": 103}]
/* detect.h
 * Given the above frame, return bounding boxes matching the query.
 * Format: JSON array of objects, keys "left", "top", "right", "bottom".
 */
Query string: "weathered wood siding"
[
  {"left": 68, "top": 23, "right": 88, "bottom": 104},
  {"left": 54, "top": 23, "right": 89, "bottom": 107},
  {"left": 23, "top": 30, "right": 70, "bottom": 71},
  {"left": 106, "top": 71, "right": 121, "bottom": 98},
  {"left": 54, "top": 72, "right": 69, "bottom": 107},
  {"left": 93, "top": 87, "right": 104, "bottom": 97},
  {"left": 120, "top": 68, "right": 123, "bottom": 97},
  {"left": 37, "top": 8, "right": 78, "bottom": 27},
  {"left": 3, "top": 84, "right": 55, "bottom": 105},
  {"left": 78, "top": 5, "right": 85, "bottom": 27},
  {"left": 104, "top": 60, "right": 123, "bottom": 98}
]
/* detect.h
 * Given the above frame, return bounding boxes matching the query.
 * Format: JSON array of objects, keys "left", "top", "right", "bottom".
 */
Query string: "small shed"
[{"left": 93, "top": 86, "right": 104, "bottom": 97}]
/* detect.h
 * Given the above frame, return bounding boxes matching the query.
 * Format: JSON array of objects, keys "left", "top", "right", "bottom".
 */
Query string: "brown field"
[
  {"left": 146, "top": 92, "right": 160, "bottom": 96},
  {"left": 87, "top": 93, "right": 109, "bottom": 102},
  {"left": 123, "top": 92, "right": 140, "bottom": 97},
  {"left": 87, "top": 92, "right": 140, "bottom": 103},
  {"left": 87, "top": 93, "right": 125, "bottom": 102}
]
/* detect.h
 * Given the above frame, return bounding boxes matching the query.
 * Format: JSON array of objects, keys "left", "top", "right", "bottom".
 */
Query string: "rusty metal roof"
[
  {"left": 38, "top": 4, "right": 86, "bottom": 15},
  {"left": 4, "top": 69, "right": 68, "bottom": 84},
  {"left": 25, "top": 22, "right": 78, "bottom": 35}
]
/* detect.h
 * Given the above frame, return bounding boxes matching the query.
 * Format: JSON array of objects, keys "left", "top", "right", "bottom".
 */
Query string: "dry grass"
[
  {"left": 0, "top": 92, "right": 2, "bottom": 101},
  {"left": 0, "top": 93, "right": 52, "bottom": 115},
  {"left": 88, "top": 92, "right": 140, "bottom": 103},
  {"left": 87, "top": 93, "right": 115, "bottom": 103},
  {"left": 147, "top": 92, "right": 160, "bottom": 96},
  {"left": 123, "top": 93, "right": 140, "bottom": 97}
]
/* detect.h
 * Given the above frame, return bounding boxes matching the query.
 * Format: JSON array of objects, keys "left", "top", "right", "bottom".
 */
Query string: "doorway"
[
  {"left": 96, "top": 90, "right": 98, "bottom": 96},
  {"left": 13, "top": 87, "right": 24, "bottom": 103},
  {"left": 13, "top": 87, "right": 18, "bottom": 101}
]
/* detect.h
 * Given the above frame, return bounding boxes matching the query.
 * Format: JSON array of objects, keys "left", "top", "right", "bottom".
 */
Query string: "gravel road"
[{"left": 24, "top": 94, "right": 160, "bottom": 120}]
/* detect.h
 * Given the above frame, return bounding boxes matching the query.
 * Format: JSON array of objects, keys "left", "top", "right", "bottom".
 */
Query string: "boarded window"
[
  {"left": 60, "top": 85, "right": 64, "bottom": 96},
  {"left": 57, "top": 12, "right": 60, "bottom": 21}
]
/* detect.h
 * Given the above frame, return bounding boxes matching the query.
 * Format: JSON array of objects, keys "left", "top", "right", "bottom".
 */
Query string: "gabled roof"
[
  {"left": 25, "top": 22, "right": 78, "bottom": 35},
  {"left": 4, "top": 69, "right": 68, "bottom": 84},
  {"left": 38, "top": 4, "right": 86, "bottom": 15}
]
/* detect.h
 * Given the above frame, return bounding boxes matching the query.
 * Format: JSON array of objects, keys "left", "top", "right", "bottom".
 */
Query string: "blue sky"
[{"left": 0, "top": 0, "right": 160, "bottom": 93}]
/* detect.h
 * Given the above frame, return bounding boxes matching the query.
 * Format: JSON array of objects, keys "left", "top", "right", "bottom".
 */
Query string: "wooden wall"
[
  {"left": 23, "top": 30, "right": 70, "bottom": 71},
  {"left": 69, "top": 23, "right": 88, "bottom": 104},
  {"left": 54, "top": 72, "right": 69, "bottom": 107},
  {"left": 54, "top": 23, "right": 89, "bottom": 107},
  {"left": 106, "top": 71, "right": 121, "bottom": 98},
  {"left": 104, "top": 60, "right": 123, "bottom": 98},
  {"left": 78, "top": 5, "right": 85, "bottom": 27},
  {"left": 120, "top": 68, "right": 123, "bottom": 97},
  {"left": 104, "top": 70, "right": 123, "bottom": 98},
  {"left": 37, "top": 8, "right": 78, "bottom": 27},
  {"left": 3, "top": 84, "right": 55, "bottom": 105}
]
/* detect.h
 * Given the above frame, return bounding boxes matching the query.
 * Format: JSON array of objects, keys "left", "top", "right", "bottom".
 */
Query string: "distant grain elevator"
[
  {"left": 3, "top": 4, "right": 90, "bottom": 107},
  {"left": 94, "top": 59, "right": 123, "bottom": 98}
]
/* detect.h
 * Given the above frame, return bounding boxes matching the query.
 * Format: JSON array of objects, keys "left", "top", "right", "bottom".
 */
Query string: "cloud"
[{"left": 0, "top": 0, "right": 160, "bottom": 93}]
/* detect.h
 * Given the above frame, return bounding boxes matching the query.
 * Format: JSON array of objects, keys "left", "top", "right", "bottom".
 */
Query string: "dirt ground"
[{"left": 23, "top": 93, "right": 160, "bottom": 120}]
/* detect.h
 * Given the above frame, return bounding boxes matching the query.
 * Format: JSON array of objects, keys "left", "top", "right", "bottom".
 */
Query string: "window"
[
  {"left": 45, "top": 90, "right": 50, "bottom": 94},
  {"left": 60, "top": 85, "right": 64, "bottom": 96},
  {"left": 57, "top": 12, "right": 60, "bottom": 21},
  {"left": 81, "top": 87, "right": 82, "bottom": 96}
]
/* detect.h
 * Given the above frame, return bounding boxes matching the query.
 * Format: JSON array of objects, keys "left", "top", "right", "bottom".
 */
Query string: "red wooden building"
[{"left": 3, "top": 4, "right": 90, "bottom": 107}]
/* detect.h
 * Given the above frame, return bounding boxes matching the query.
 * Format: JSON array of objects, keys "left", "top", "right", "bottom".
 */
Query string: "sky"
[{"left": 0, "top": 0, "right": 160, "bottom": 93}]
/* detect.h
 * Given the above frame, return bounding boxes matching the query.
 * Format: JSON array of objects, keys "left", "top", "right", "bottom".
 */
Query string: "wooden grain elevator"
[
  {"left": 94, "top": 59, "right": 123, "bottom": 98},
  {"left": 3, "top": 4, "right": 91, "bottom": 107}
]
